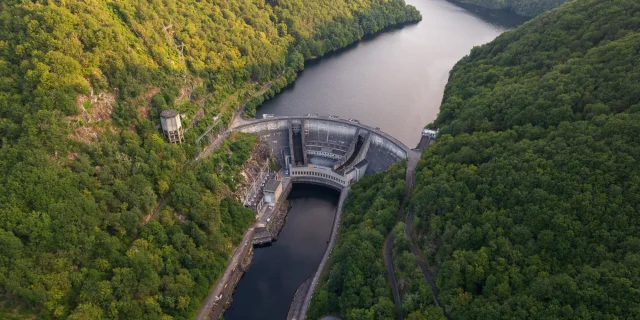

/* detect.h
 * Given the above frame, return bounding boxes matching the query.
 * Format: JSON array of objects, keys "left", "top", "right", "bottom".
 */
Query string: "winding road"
[
  {"left": 405, "top": 212, "right": 441, "bottom": 307},
  {"left": 384, "top": 234, "right": 404, "bottom": 320},
  {"left": 383, "top": 147, "right": 445, "bottom": 319}
]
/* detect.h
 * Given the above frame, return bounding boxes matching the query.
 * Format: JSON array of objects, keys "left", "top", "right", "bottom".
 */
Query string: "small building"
[
  {"left": 263, "top": 179, "right": 282, "bottom": 204},
  {"left": 422, "top": 128, "right": 439, "bottom": 139},
  {"left": 160, "top": 109, "right": 184, "bottom": 143}
]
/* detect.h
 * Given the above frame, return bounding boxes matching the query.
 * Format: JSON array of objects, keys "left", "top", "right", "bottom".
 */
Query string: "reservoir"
[
  {"left": 257, "top": 0, "right": 526, "bottom": 146},
  {"left": 226, "top": 0, "right": 526, "bottom": 319}
]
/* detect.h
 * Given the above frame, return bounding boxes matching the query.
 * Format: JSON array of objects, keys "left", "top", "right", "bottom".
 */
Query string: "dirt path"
[{"left": 398, "top": 148, "right": 444, "bottom": 311}]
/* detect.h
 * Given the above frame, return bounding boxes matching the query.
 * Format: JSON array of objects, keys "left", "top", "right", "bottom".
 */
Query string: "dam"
[
  {"left": 232, "top": 114, "right": 412, "bottom": 190},
  {"left": 197, "top": 114, "right": 427, "bottom": 320}
]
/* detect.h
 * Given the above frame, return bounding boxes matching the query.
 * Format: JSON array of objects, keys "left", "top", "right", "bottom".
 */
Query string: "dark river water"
[
  {"left": 226, "top": 1, "right": 526, "bottom": 319},
  {"left": 224, "top": 185, "right": 340, "bottom": 320}
]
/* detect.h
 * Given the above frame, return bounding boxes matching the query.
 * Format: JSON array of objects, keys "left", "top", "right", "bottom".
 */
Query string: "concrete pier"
[{"left": 252, "top": 177, "right": 293, "bottom": 245}]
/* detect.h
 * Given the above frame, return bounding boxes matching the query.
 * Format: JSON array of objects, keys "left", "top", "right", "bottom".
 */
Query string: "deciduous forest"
[
  {"left": 451, "top": 0, "right": 569, "bottom": 17},
  {"left": 0, "top": 0, "right": 420, "bottom": 318},
  {"left": 411, "top": 0, "right": 640, "bottom": 318}
]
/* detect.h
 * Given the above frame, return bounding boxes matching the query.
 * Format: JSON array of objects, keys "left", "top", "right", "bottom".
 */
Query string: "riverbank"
[
  {"left": 244, "top": 16, "right": 423, "bottom": 118},
  {"left": 299, "top": 188, "right": 350, "bottom": 319},
  {"left": 287, "top": 278, "right": 312, "bottom": 320},
  {"left": 446, "top": 0, "right": 567, "bottom": 17},
  {"left": 445, "top": 0, "right": 529, "bottom": 26},
  {"left": 224, "top": 185, "right": 341, "bottom": 319},
  {"left": 195, "top": 178, "right": 293, "bottom": 320},
  {"left": 306, "top": 163, "right": 407, "bottom": 319}
]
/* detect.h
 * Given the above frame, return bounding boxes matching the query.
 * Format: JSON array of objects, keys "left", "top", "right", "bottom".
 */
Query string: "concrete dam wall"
[{"left": 234, "top": 116, "right": 409, "bottom": 176}]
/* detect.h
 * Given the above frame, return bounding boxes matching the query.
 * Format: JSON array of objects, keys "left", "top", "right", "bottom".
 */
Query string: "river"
[
  {"left": 224, "top": 185, "right": 340, "bottom": 320},
  {"left": 225, "top": 0, "right": 525, "bottom": 319}
]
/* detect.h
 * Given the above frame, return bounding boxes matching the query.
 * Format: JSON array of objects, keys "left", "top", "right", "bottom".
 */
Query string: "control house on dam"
[{"left": 233, "top": 114, "right": 411, "bottom": 189}]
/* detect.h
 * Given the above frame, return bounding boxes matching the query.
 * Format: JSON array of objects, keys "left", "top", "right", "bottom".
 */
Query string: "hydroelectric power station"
[
  {"left": 199, "top": 114, "right": 430, "bottom": 320},
  {"left": 233, "top": 114, "right": 412, "bottom": 190}
]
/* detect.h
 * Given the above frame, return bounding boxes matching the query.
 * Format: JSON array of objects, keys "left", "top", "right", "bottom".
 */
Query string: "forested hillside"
[
  {"left": 411, "top": 0, "right": 640, "bottom": 318},
  {"left": 308, "top": 163, "right": 406, "bottom": 319},
  {"left": 0, "top": 0, "right": 420, "bottom": 318},
  {"left": 452, "top": 0, "right": 569, "bottom": 17}
]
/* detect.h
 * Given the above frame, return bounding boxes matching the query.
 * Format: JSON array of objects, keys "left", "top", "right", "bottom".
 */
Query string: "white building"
[
  {"left": 263, "top": 179, "right": 282, "bottom": 204},
  {"left": 422, "top": 128, "right": 439, "bottom": 139},
  {"left": 160, "top": 109, "right": 184, "bottom": 143}
]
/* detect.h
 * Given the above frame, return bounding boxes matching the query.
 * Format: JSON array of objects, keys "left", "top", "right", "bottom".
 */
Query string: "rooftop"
[
  {"left": 264, "top": 179, "right": 281, "bottom": 193},
  {"left": 161, "top": 109, "right": 179, "bottom": 118}
]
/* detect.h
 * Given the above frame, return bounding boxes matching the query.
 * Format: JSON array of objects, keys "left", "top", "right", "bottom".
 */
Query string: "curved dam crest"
[{"left": 233, "top": 115, "right": 412, "bottom": 184}]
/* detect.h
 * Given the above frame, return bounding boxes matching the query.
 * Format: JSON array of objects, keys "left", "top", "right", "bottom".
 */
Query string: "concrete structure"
[
  {"left": 232, "top": 115, "right": 411, "bottom": 190},
  {"left": 344, "top": 159, "right": 369, "bottom": 185},
  {"left": 196, "top": 115, "right": 420, "bottom": 320},
  {"left": 290, "top": 164, "right": 349, "bottom": 190},
  {"left": 263, "top": 179, "right": 282, "bottom": 204},
  {"left": 422, "top": 128, "right": 439, "bottom": 139},
  {"left": 160, "top": 109, "right": 184, "bottom": 143}
]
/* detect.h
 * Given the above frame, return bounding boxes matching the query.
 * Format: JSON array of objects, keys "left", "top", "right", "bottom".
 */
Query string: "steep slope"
[
  {"left": 308, "top": 163, "right": 406, "bottom": 319},
  {"left": 0, "top": 0, "right": 420, "bottom": 318},
  {"left": 452, "top": 0, "right": 570, "bottom": 17},
  {"left": 411, "top": 0, "right": 640, "bottom": 318}
]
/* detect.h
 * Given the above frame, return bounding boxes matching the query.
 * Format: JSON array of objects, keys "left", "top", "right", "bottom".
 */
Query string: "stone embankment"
[{"left": 287, "top": 277, "right": 313, "bottom": 320}]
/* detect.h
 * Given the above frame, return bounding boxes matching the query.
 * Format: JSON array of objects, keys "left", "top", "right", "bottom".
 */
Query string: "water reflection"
[{"left": 257, "top": 0, "right": 525, "bottom": 147}]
